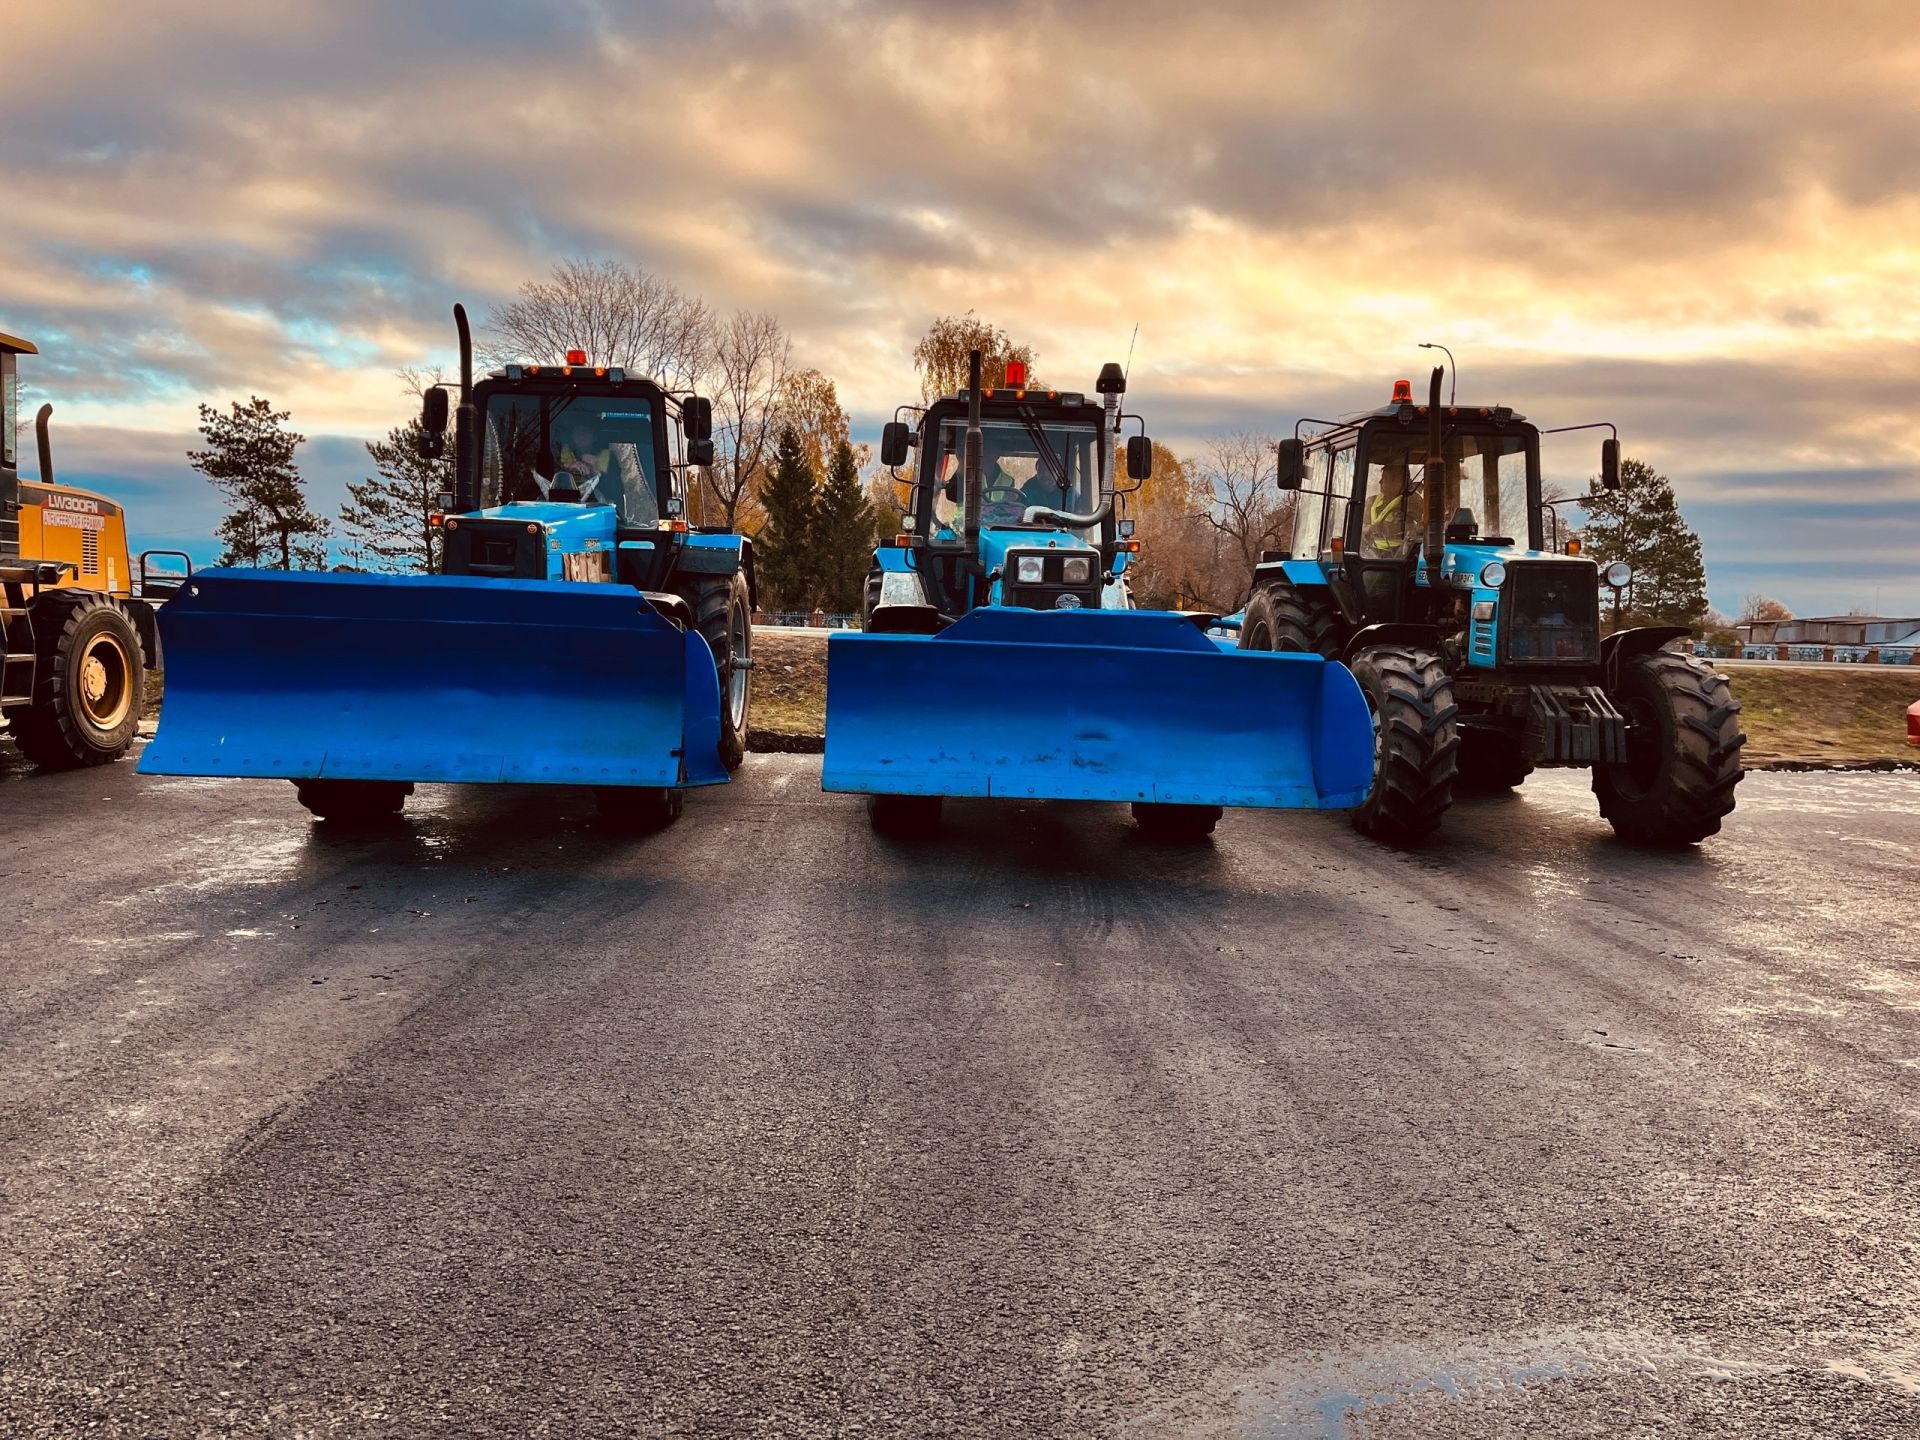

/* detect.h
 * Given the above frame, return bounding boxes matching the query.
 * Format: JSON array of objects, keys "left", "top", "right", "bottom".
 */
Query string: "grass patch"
[
  {"left": 749, "top": 629, "right": 828, "bottom": 743},
  {"left": 1724, "top": 664, "right": 1920, "bottom": 767}
]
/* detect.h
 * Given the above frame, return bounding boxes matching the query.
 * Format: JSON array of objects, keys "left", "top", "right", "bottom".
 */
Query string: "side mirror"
[
  {"left": 688, "top": 437, "right": 715, "bottom": 467},
  {"left": 1276, "top": 438, "right": 1306, "bottom": 490},
  {"left": 880, "top": 420, "right": 911, "bottom": 469},
  {"left": 420, "top": 385, "right": 449, "bottom": 459},
  {"left": 1125, "top": 435, "right": 1153, "bottom": 481},
  {"left": 1600, "top": 437, "right": 1621, "bottom": 491},
  {"left": 683, "top": 396, "right": 713, "bottom": 442}
]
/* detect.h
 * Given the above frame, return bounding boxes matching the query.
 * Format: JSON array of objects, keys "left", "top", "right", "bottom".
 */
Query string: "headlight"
[
  {"left": 1479, "top": 561, "right": 1507, "bottom": 588},
  {"left": 1604, "top": 561, "right": 1633, "bottom": 588},
  {"left": 1061, "top": 556, "right": 1092, "bottom": 585},
  {"left": 1016, "top": 555, "right": 1045, "bottom": 584}
]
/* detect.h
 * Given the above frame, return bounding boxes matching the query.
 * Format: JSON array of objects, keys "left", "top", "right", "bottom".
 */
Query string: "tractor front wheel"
[
  {"left": 694, "top": 570, "right": 753, "bottom": 772},
  {"left": 1131, "top": 802, "right": 1222, "bottom": 841},
  {"left": 1456, "top": 727, "right": 1534, "bottom": 791},
  {"left": 596, "top": 785, "right": 685, "bottom": 835},
  {"left": 9, "top": 592, "right": 145, "bottom": 770},
  {"left": 1594, "top": 652, "right": 1744, "bottom": 846},
  {"left": 1350, "top": 645, "right": 1459, "bottom": 844},
  {"left": 1238, "top": 575, "right": 1340, "bottom": 657},
  {"left": 294, "top": 779, "right": 412, "bottom": 823},
  {"left": 868, "top": 793, "right": 942, "bottom": 837}
]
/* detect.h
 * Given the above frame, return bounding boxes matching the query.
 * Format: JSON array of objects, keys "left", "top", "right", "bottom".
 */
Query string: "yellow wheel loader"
[{"left": 1, "top": 331, "right": 186, "bottom": 769}]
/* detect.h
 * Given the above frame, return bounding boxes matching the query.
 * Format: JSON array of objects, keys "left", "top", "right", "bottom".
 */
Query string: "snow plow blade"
[
  {"left": 138, "top": 569, "right": 725, "bottom": 788},
  {"left": 823, "top": 608, "right": 1373, "bottom": 807}
]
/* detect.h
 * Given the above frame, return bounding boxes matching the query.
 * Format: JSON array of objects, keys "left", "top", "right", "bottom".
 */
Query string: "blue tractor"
[
  {"left": 822, "top": 349, "right": 1374, "bottom": 840},
  {"left": 1238, "top": 367, "right": 1744, "bottom": 846},
  {"left": 141, "top": 305, "right": 754, "bottom": 831}
]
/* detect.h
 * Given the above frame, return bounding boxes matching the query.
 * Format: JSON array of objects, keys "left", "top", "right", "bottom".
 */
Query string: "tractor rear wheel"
[
  {"left": 868, "top": 793, "right": 942, "bottom": 837},
  {"left": 1238, "top": 575, "right": 1340, "bottom": 657},
  {"left": 596, "top": 785, "right": 685, "bottom": 834},
  {"left": 1350, "top": 645, "right": 1459, "bottom": 844},
  {"left": 1131, "top": 801, "right": 1222, "bottom": 841},
  {"left": 294, "top": 779, "right": 412, "bottom": 822},
  {"left": 9, "top": 591, "right": 145, "bottom": 770},
  {"left": 1456, "top": 727, "right": 1534, "bottom": 791},
  {"left": 1594, "top": 652, "right": 1744, "bottom": 846},
  {"left": 694, "top": 570, "right": 752, "bottom": 771}
]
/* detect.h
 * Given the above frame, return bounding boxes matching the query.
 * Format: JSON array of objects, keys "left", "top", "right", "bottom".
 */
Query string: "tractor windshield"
[
  {"left": 1358, "top": 429, "right": 1535, "bottom": 556},
  {"left": 924, "top": 417, "right": 1100, "bottom": 542},
  {"left": 479, "top": 392, "right": 661, "bottom": 525}
]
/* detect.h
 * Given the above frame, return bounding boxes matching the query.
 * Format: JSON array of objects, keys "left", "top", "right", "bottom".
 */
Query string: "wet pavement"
[{"left": 0, "top": 746, "right": 1916, "bottom": 1436}]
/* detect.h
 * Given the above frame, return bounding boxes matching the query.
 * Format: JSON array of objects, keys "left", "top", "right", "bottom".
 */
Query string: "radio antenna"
[{"left": 1123, "top": 325, "right": 1139, "bottom": 384}]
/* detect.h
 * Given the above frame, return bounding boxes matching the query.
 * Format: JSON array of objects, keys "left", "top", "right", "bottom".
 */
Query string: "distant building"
[{"left": 1735, "top": 615, "right": 1920, "bottom": 647}]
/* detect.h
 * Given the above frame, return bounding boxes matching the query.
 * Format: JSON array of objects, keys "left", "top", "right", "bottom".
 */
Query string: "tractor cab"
[
  {"left": 1275, "top": 377, "right": 1617, "bottom": 675},
  {"left": 420, "top": 344, "right": 720, "bottom": 596},
  {"left": 870, "top": 356, "right": 1152, "bottom": 627}
]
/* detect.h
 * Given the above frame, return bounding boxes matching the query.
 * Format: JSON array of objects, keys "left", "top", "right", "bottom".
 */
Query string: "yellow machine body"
[{"left": 18, "top": 481, "right": 135, "bottom": 598}]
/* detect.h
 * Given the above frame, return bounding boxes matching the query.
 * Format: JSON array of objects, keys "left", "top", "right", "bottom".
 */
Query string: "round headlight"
[
  {"left": 1604, "top": 561, "right": 1633, "bottom": 588},
  {"left": 1479, "top": 561, "right": 1507, "bottom": 588},
  {"left": 1016, "top": 555, "right": 1045, "bottom": 584},
  {"left": 1062, "top": 556, "right": 1093, "bottom": 585}
]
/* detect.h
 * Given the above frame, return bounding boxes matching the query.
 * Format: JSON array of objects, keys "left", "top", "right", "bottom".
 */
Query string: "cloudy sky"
[{"left": 5, "top": 0, "right": 1918, "bottom": 616}]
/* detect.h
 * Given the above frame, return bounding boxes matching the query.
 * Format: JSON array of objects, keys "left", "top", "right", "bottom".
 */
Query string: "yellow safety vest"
[{"left": 1368, "top": 491, "right": 1406, "bottom": 552}]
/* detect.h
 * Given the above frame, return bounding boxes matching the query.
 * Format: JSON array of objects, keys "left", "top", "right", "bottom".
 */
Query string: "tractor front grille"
[
  {"left": 1003, "top": 548, "right": 1102, "bottom": 611},
  {"left": 1501, "top": 561, "right": 1600, "bottom": 667}
]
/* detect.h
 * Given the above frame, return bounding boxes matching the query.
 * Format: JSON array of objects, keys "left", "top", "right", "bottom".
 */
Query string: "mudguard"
[
  {"left": 823, "top": 607, "right": 1373, "bottom": 808},
  {"left": 138, "top": 568, "right": 725, "bottom": 788}
]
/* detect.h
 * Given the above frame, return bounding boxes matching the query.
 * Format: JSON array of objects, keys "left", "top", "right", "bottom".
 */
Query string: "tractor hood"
[
  {"left": 444, "top": 500, "right": 621, "bottom": 581},
  {"left": 979, "top": 525, "right": 1105, "bottom": 609}
]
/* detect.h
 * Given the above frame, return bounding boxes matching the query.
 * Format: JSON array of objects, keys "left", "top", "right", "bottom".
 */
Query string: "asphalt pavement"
[{"left": 1, "top": 746, "right": 1916, "bottom": 1437}]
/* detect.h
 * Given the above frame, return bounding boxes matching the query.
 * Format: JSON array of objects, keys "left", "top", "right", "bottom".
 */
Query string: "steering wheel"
[{"left": 980, "top": 494, "right": 1027, "bottom": 522}]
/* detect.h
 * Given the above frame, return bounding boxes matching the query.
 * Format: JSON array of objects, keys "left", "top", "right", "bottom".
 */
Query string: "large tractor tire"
[
  {"left": 1238, "top": 575, "right": 1340, "bottom": 658},
  {"left": 1131, "top": 801, "right": 1222, "bottom": 841},
  {"left": 294, "top": 779, "right": 412, "bottom": 823},
  {"left": 693, "top": 570, "right": 752, "bottom": 771},
  {"left": 596, "top": 785, "right": 684, "bottom": 835},
  {"left": 1457, "top": 727, "right": 1534, "bottom": 791},
  {"left": 8, "top": 591, "right": 144, "bottom": 770},
  {"left": 860, "top": 570, "right": 882, "bottom": 632},
  {"left": 868, "top": 793, "right": 942, "bottom": 837},
  {"left": 1350, "top": 645, "right": 1459, "bottom": 844},
  {"left": 1594, "top": 651, "right": 1744, "bottom": 846}
]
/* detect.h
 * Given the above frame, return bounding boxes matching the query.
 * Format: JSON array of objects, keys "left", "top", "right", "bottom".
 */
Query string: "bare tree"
[
  {"left": 1741, "top": 592, "right": 1792, "bottom": 622},
  {"left": 912, "top": 312, "right": 1037, "bottom": 401},
  {"left": 1196, "top": 432, "right": 1290, "bottom": 609},
  {"left": 485, "top": 258, "right": 710, "bottom": 386},
  {"left": 701, "top": 309, "right": 791, "bottom": 532}
]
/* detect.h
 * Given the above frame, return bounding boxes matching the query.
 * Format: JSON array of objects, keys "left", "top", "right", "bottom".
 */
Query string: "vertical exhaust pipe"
[
  {"left": 1423, "top": 366, "right": 1445, "bottom": 576},
  {"left": 453, "top": 303, "right": 478, "bottom": 514},
  {"left": 34, "top": 403, "right": 53, "bottom": 486},
  {"left": 962, "top": 348, "right": 984, "bottom": 544}
]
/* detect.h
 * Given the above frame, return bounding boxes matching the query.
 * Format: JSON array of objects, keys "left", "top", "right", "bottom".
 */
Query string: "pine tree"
[
  {"left": 756, "top": 424, "right": 818, "bottom": 610},
  {"left": 189, "top": 397, "right": 330, "bottom": 569},
  {"left": 340, "top": 420, "right": 454, "bottom": 573},
  {"left": 813, "top": 439, "right": 876, "bottom": 612},
  {"left": 1579, "top": 457, "right": 1709, "bottom": 628}
]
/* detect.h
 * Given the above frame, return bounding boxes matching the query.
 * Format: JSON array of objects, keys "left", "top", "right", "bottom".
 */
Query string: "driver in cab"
[
  {"left": 981, "top": 453, "right": 1059, "bottom": 521},
  {"left": 1366, "top": 461, "right": 1421, "bottom": 556},
  {"left": 557, "top": 417, "right": 610, "bottom": 500}
]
